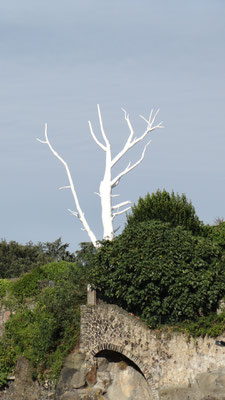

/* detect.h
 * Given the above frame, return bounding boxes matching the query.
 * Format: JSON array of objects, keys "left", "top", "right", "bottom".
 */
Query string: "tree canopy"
[
  {"left": 0, "top": 238, "right": 75, "bottom": 279},
  {"left": 126, "top": 189, "right": 203, "bottom": 235}
]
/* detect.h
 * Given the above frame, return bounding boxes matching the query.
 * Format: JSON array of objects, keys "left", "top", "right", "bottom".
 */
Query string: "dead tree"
[{"left": 37, "top": 105, "right": 163, "bottom": 247}]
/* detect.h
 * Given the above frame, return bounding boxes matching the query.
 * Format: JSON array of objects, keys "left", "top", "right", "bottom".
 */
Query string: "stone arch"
[{"left": 90, "top": 343, "right": 152, "bottom": 385}]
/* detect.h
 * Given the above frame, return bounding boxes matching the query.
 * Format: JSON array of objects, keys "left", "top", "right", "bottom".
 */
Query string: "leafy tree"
[
  {"left": 0, "top": 240, "right": 51, "bottom": 279},
  {"left": 90, "top": 220, "right": 225, "bottom": 327},
  {"left": 40, "top": 237, "right": 76, "bottom": 262},
  {"left": 127, "top": 189, "right": 203, "bottom": 235},
  {"left": 0, "top": 238, "right": 76, "bottom": 279}
]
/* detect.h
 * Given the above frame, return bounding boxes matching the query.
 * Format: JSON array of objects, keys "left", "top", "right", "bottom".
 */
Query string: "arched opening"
[
  {"left": 93, "top": 349, "right": 152, "bottom": 399},
  {"left": 95, "top": 349, "right": 145, "bottom": 379}
]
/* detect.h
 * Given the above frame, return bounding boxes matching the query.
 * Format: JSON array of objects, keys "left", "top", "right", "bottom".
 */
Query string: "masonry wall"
[{"left": 80, "top": 303, "right": 225, "bottom": 399}]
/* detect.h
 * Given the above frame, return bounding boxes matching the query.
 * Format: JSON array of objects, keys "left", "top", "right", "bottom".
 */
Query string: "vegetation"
[
  {"left": 127, "top": 189, "right": 203, "bottom": 235},
  {"left": 0, "top": 190, "right": 224, "bottom": 388},
  {"left": 205, "top": 220, "right": 225, "bottom": 253},
  {"left": 89, "top": 190, "right": 225, "bottom": 329},
  {"left": 90, "top": 220, "right": 225, "bottom": 327},
  {"left": 0, "top": 261, "right": 87, "bottom": 387},
  {"left": 175, "top": 311, "right": 225, "bottom": 338},
  {"left": 0, "top": 238, "right": 76, "bottom": 279}
]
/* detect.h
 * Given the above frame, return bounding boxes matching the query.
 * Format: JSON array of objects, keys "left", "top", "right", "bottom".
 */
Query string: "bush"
[
  {"left": 127, "top": 190, "right": 203, "bottom": 235},
  {"left": 10, "top": 261, "right": 85, "bottom": 302},
  {"left": 90, "top": 221, "right": 225, "bottom": 327}
]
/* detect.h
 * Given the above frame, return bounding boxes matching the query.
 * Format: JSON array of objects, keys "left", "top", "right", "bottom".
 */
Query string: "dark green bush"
[
  {"left": 127, "top": 190, "right": 203, "bottom": 235},
  {"left": 90, "top": 221, "right": 225, "bottom": 327}
]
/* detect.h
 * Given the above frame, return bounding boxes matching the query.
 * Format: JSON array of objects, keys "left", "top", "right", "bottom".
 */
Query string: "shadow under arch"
[
  {"left": 91, "top": 343, "right": 152, "bottom": 384},
  {"left": 96, "top": 349, "right": 145, "bottom": 378}
]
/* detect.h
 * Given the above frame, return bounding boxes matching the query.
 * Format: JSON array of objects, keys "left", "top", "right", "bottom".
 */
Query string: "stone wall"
[{"left": 80, "top": 303, "right": 225, "bottom": 400}]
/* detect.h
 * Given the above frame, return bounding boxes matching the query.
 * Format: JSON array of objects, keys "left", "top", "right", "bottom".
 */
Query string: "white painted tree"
[{"left": 37, "top": 105, "right": 163, "bottom": 247}]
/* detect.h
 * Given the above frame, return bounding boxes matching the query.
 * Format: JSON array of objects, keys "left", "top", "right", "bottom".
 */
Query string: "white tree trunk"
[{"left": 99, "top": 148, "right": 114, "bottom": 240}]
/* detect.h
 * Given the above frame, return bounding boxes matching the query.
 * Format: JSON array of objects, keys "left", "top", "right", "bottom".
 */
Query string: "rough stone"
[
  {"left": 86, "top": 366, "right": 97, "bottom": 387},
  {"left": 70, "top": 369, "right": 86, "bottom": 389},
  {"left": 93, "top": 371, "right": 111, "bottom": 394},
  {"left": 55, "top": 351, "right": 87, "bottom": 399},
  {"left": 106, "top": 364, "right": 152, "bottom": 400},
  {"left": 60, "top": 391, "right": 80, "bottom": 400},
  {"left": 196, "top": 370, "right": 225, "bottom": 397}
]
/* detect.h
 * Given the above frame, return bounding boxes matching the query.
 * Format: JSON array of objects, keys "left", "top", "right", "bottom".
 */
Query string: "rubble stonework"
[{"left": 80, "top": 303, "right": 225, "bottom": 399}]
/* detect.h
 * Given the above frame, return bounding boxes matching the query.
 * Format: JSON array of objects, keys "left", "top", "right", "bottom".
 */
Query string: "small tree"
[{"left": 37, "top": 105, "right": 163, "bottom": 247}]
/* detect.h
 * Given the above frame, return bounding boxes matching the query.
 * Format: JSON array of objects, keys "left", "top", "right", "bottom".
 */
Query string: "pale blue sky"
[{"left": 0, "top": 1, "right": 225, "bottom": 251}]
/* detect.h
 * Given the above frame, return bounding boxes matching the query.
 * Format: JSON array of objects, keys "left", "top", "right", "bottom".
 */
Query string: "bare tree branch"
[
  {"left": 68, "top": 209, "right": 79, "bottom": 218},
  {"left": 112, "top": 206, "right": 131, "bottom": 218},
  {"left": 111, "top": 108, "right": 163, "bottom": 167},
  {"left": 37, "top": 124, "right": 98, "bottom": 247},
  {"left": 88, "top": 121, "right": 106, "bottom": 151},
  {"left": 111, "top": 140, "right": 151, "bottom": 188},
  {"left": 97, "top": 104, "right": 110, "bottom": 147},
  {"left": 59, "top": 186, "right": 71, "bottom": 190},
  {"left": 112, "top": 200, "right": 131, "bottom": 210},
  {"left": 121, "top": 108, "right": 134, "bottom": 144}
]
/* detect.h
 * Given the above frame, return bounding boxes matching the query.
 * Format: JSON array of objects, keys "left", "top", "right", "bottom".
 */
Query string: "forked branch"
[{"left": 111, "top": 108, "right": 163, "bottom": 167}]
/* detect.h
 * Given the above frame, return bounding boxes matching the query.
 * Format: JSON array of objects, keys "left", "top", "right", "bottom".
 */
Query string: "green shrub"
[
  {"left": 176, "top": 311, "right": 225, "bottom": 338},
  {"left": 90, "top": 221, "right": 225, "bottom": 327},
  {"left": 10, "top": 261, "right": 85, "bottom": 302},
  {"left": 127, "top": 190, "right": 203, "bottom": 235},
  {"left": 0, "top": 279, "right": 11, "bottom": 298}
]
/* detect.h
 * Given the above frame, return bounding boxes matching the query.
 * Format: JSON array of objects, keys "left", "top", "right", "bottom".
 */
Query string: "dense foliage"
[
  {"left": 0, "top": 261, "right": 87, "bottom": 387},
  {"left": 0, "top": 238, "right": 75, "bottom": 279},
  {"left": 90, "top": 220, "right": 225, "bottom": 327},
  {"left": 127, "top": 189, "right": 203, "bottom": 235},
  {"left": 205, "top": 221, "right": 225, "bottom": 254}
]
